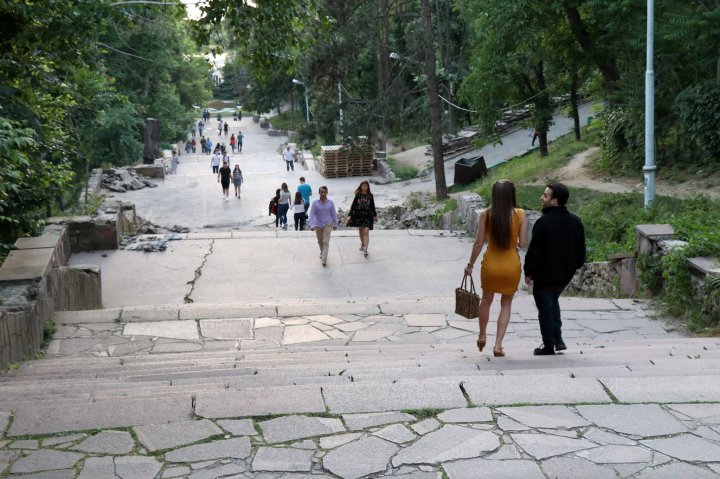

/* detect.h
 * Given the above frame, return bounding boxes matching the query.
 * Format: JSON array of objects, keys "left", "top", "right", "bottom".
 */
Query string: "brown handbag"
[{"left": 455, "top": 273, "right": 480, "bottom": 319}]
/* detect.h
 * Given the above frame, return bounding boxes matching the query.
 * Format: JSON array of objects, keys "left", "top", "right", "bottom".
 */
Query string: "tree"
[{"left": 460, "top": 0, "right": 559, "bottom": 156}]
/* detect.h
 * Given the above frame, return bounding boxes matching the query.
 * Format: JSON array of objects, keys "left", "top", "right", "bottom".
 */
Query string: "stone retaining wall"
[
  {"left": 47, "top": 202, "right": 138, "bottom": 253},
  {"left": 0, "top": 226, "right": 102, "bottom": 369}
]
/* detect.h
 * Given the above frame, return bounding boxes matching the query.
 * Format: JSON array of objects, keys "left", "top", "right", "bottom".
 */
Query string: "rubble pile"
[
  {"left": 337, "top": 193, "right": 446, "bottom": 230},
  {"left": 101, "top": 168, "right": 158, "bottom": 193},
  {"left": 120, "top": 233, "right": 183, "bottom": 252}
]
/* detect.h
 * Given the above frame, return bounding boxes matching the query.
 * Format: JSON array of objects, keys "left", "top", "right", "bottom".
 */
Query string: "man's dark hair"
[
  {"left": 300, "top": 177, "right": 305, "bottom": 182},
  {"left": 547, "top": 183, "right": 570, "bottom": 206}
]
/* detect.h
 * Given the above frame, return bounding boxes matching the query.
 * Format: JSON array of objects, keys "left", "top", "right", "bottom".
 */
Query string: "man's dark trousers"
[{"left": 533, "top": 285, "right": 565, "bottom": 349}]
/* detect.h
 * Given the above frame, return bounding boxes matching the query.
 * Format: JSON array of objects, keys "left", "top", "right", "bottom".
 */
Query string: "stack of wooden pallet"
[{"left": 318, "top": 144, "right": 373, "bottom": 178}]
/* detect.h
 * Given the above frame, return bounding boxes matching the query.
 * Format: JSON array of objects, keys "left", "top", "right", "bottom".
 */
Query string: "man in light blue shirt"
[
  {"left": 309, "top": 186, "right": 338, "bottom": 266},
  {"left": 297, "top": 177, "right": 312, "bottom": 216}
]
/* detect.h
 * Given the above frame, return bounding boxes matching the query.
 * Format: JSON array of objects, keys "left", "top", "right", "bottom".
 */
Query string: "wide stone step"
[{"left": 4, "top": 338, "right": 720, "bottom": 385}]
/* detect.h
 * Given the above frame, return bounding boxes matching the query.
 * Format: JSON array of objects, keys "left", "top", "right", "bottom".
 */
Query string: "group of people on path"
[
  {"left": 465, "top": 181, "right": 585, "bottom": 359},
  {"left": 267, "top": 179, "right": 377, "bottom": 266}
]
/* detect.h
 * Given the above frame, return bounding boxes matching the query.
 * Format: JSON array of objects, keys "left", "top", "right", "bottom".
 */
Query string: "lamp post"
[
  {"left": 643, "top": 0, "right": 656, "bottom": 207},
  {"left": 292, "top": 79, "right": 310, "bottom": 122}
]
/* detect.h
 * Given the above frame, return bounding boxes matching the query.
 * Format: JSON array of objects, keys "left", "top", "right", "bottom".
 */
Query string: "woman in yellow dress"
[{"left": 464, "top": 180, "right": 528, "bottom": 357}]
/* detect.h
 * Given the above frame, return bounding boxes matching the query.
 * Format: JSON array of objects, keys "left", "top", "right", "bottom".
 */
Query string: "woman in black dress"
[{"left": 347, "top": 180, "right": 377, "bottom": 257}]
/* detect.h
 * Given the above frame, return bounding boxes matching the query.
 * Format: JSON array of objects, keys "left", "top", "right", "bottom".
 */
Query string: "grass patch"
[
  {"left": 386, "top": 156, "right": 419, "bottom": 181},
  {"left": 268, "top": 110, "right": 306, "bottom": 131},
  {"left": 474, "top": 131, "right": 598, "bottom": 201},
  {"left": 401, "top": 408, "right": 444, "bottom": 418}
]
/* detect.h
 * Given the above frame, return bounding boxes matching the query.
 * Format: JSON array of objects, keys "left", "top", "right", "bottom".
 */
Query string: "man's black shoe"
[
  {"left": 555, "top": 340, "right": 567, "bottom": 352},
  {"left": 533, "top": 346, "right": 556, "bottom": 356}
]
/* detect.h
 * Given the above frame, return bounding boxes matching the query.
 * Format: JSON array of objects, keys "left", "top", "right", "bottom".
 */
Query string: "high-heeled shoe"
[
  {"left": 493, "top": 346, "right": 505, "bottom": 357},
  {"left": 476, "top": 336, "right": 487, "bottom": 352}
]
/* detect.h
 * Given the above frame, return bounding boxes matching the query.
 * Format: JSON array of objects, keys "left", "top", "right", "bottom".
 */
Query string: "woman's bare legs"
[
  {"left": 358, "top": 228, "right": 365, "bottom": 250},
  {"left": 362, "top": 227, "right": 370, "bottom": 254},
  {"left": 493, "top": 293, "right": 514, "bottom": 355},
  {"left": 477, "top": 290, "right": 494, "bottom": 351}
]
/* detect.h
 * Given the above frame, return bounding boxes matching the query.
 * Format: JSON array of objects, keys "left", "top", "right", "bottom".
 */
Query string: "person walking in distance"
[
  {"left": 223, "top": 121, "right": 229, "bottom": 137},
  {"left": 309, "top": 186, "right": 338, "bottom": 266},
  {"left": 292, "top": 192, "right": 306, "bottom": 231},
  {"left": 464, "top": 180, "right": 528, "bottom": 357},
  {"left": 277, "top": 183, "right": 292, "bottom": 230},
  {"left": 297, "top": 177, "right": 312, "bottom": 217},
  {"left": 283, "top": 145, "right": 295, "bottom": 171},
  {"left": 232, "top": 164, "right": 243, "bottom": 198},
  {"left": 531, "top": 128, "right": 540, "bottom": 146},
  {"left": 211, "top": 150, "right": 221, "bottom": 174},
  {"left": 229, "top": 133, "right": 237, "bottom": 153},
  {"left": 524, "top": 183, "right": 586, "bottom": 356},
  {"left": 237, "top": 130, "right": 243, "bottom": 153},
  {"left": 218, "top": 160, "right": 232, "bottom": 202},
  {"left": 269, "top": 189, "right": 280, "bottom": 227},
  {"left": 198, "top": 120, "right": 204, "bottom": 137},
  {"left": 170, "top": 149, "right": 179, "bottom": 175},
  {"left": 347, "top": 180, "right": 378, "bottom": 258}
]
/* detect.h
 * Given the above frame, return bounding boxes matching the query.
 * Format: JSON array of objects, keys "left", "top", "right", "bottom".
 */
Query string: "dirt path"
[{"left": 531, "top": 147, "right": 720, "bottom": 199}]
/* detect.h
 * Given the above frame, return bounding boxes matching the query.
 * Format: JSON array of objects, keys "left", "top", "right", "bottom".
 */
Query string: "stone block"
[
  {"left": 323, "top": 380, "right": 467, "bottom": 414},
  {"left": 0, "top": 248, "right": 54, "bottom": 282},
  {"left": 135, "top": 419, "right": 222, "bottom": 452},
  {"left": 195, "top": 386, "right": 326, "bottom": 418},
  {"left": 688, "top": 257, "right": 720, "bottom": 275}
]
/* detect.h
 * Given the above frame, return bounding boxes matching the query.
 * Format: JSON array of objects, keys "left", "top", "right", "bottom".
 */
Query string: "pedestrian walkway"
[{"left": 117, "top": 103, "right": 595, "bottom": 231}]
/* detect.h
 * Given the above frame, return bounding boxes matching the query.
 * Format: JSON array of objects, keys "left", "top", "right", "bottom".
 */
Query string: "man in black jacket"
[{"left": 524, "top": 183, "right": 586, "bottom": 356}]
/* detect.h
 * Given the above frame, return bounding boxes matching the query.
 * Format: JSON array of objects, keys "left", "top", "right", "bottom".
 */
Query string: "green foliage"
[
  {"left": 673, "top": 83, "right": 720, "bottom": 171},
  {"left": 0, "top": 0, "right": 212, "bottom": 239},
  {"left": 591, "top": 106, "right": 644, "bottom": 174},
  {"left": 386, "top": 157, "right": 419, "bottom": 181},
  {"left": 0, "top": 116, "right": 74, "bottom": 241},
  {"left": 40, "top": 320, "right": 57, "bottom": 351},
  {"left": 269, "top": 110, "right": 306, "bottom": 131}
]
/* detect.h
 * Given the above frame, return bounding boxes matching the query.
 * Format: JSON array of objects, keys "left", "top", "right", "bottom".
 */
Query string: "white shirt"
[
  {"left": 292, "top": 201, "right": 306, "bottom": 214},
  {"left": 211, "top": 154, "right": 221, "bottom": 166},
  {"left": 283, "top": 148, "right": 295, "bottom": 162}
]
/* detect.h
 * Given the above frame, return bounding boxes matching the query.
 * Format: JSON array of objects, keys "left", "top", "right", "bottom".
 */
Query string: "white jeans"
[{"left": 315, "top": 225, "right": 333, "bottom": 262}]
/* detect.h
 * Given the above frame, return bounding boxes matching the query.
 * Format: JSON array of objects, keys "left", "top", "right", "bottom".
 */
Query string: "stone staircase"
[{"left": 2, "top": 299, "right": 720, "bottom": 439}]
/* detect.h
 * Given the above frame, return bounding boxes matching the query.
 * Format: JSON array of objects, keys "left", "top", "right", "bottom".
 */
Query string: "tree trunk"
[
  {"left": 570, "top": 71, "right": 581, "bottom": 140},
  {"left": 533, "top": 61, "right": 551, "bottom": 157},
  {"left": 421, "top": 0, "right": 448, "bottom": 199},
  {"left": 143, "top": 118, "right": 160, "bottom": 165},
  {"left": 375, "top": 0, "right": 390, "bottom": 153},
  {"left": 564, "top": 6, "right": 621, "bottom": 94}
]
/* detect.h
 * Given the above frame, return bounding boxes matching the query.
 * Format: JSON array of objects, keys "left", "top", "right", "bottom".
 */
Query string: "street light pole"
[
  {"left": 643, "top": 0, "right": 656, "bottom": 207},
  {"left": 292, "top": 79, "right": 310, "bottom": 122}
]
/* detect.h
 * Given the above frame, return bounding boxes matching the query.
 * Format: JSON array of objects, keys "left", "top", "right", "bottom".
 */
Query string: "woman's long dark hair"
[
  {"left": 354, "top": 180, "right": 372, "bottom": 195},
  {"left": 488, "top": 180, "right": 517, "bottom": 249},
  {"left": 294, "top": 191, "right": 303, "bottom": 205}
]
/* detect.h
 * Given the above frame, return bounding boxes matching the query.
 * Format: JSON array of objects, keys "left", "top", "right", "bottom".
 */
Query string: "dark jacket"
[{"left": 524, "top": 206, "right": 586, "bottom": 288}]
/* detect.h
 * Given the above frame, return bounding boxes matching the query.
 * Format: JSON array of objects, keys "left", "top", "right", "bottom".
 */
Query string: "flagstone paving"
[{"left": 4, "top": 298, "right": 720, "bottom": 476}]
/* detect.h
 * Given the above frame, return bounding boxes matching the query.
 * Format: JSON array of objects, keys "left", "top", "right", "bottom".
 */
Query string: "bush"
[{"left": 386, "top": 157, "right": 418, "bottom": 181}]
